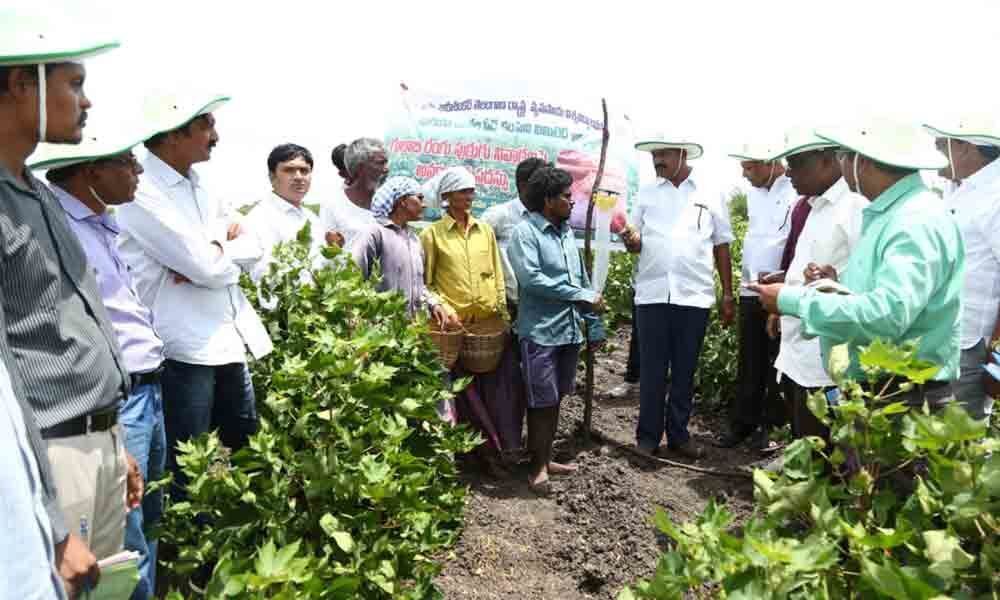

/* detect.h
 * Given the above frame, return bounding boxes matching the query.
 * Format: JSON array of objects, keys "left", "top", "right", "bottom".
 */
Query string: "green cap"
[
  {"left": 634, "top": 131, "right": 703, "bottom": 160},
  {"left": 144, "top": 91, "right": 230, "bottom": 138},
  {"left": 28, "top": 117, "right": 153, "bottom": 171},
  {"left": 923, "top": 114, "right": 1000, "bottom": 147},
  {"left": 770, "top": 126, "right": 838, "bottom": 161},
  {"left": 0, "top": 10, "right": 119, "bottom": 66},
  {"left": 815, "top": 118, "right": 948, "bottom": 170}
]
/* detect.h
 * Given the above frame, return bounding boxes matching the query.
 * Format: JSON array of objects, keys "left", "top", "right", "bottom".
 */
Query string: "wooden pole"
[{"left": 581, "top": 98, "right": 610, "bottom": 443}]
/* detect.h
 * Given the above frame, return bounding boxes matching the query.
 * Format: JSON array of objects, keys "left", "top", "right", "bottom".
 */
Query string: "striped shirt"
[{"left": 0, "top": 165, "right": 130, "bottom": 540}]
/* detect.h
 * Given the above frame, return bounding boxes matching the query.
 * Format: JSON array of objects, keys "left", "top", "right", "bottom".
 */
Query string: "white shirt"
[
  {"left": 741, "top": 175, "right": 797, "bottom": 297},
  {"left": 774, "top": 177, "right": 867, "bottom": 387},
  {"left": 116, "top": 153, "right": 273, "bottom": 365},
  {"left": 243, "top": 192, "right": 324, "bottom": 282},
  {"left": 480, "top": 198, "right": 529, "bottom": 301},
  {"left": 319, "top": 186, "right": 377, "bottom": 251},
  {"left": 947, "top": 158, "right": 1000, "bottom": 349},
  {"left": 631, "top": 170, "right": 735, "bottom": 308}
]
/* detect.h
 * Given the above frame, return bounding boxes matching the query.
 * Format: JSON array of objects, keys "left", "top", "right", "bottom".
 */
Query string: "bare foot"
[
  {"left": 528, "top": 468, "right": 551, "bottom": 496},
  {"left": 547, "top": 461, "right": 578, "bottom": 476}
]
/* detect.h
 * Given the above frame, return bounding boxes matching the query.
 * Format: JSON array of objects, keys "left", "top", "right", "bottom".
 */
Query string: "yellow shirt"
[{"left": 420, "top": 214, "right": 507, "bottom": 323}]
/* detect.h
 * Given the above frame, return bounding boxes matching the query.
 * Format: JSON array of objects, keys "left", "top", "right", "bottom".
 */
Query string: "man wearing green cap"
[
  {"left": 718, "top": 141, "right": 796, "bottom": 451},
  {"left": 115, "top": 92, "right": 273, "bottom": 498},
  {"left": 751, "top": 119, "right": 964, "bottom": 406},
  {"left": 0, "top": 11, "right": 130, "bottom": 597},
  {"left": 766, "top": 129, "right": 867, "bottom": 441},
  {"left": 30, "top": 123, "right": 169, "bottom": 599},
  {"left": 924, "top": 116, "right": 1000, "bottom": 420}
]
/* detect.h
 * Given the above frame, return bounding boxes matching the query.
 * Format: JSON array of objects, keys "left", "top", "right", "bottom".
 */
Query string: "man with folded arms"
[
  {"left": 751, "top": 120, "right": 964, "bottom": 408},
  {"left": 924, "top": 116, "right": 1000, "bottom": 420},
  {"left": 31, "top": 123, "right": 169, "bottom": 599},
  {"left": 116, "top": 92, "right": 272, "bottom": 495}
]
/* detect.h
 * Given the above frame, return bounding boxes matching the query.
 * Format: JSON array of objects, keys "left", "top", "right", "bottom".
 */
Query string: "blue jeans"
[
  {"left": 119, "top": 381, "right": 166, "bottom": 600},
  {"left": 636, "top": 303, "right": 709, "bottom": 450},
  {"left": 162, "top": 360, "right": 257, "bottom": 495}
]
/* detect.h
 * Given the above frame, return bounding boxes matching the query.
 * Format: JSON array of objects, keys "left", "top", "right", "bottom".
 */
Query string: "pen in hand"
[{"left": 80, "top": 516, "right": 92, "bottom": 598}]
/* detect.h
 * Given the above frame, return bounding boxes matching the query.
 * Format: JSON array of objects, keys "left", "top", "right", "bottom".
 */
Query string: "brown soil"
[{"left": 436, "top": 327, "right": 768, "bottom": 599}]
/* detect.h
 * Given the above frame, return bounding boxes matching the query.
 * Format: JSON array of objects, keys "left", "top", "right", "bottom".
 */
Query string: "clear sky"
[{"left": 16, "top": 0, "right": 1000, "bottom": 204}]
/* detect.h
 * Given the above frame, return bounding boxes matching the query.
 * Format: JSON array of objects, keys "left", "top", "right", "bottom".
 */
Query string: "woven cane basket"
[
  {"left": 458, "top": 316, "right": 509, "bottom": 374},
  {"left": 429, "top": 324, "right": 464, "bottom": 370}
]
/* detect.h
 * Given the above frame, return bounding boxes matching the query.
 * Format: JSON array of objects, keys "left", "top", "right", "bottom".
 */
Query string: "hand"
[
  {"left": 804, "top": 263, "right": 837, "bottom": 284},
  {"left": 125, "top": 452, "right": 143, "bottom": 511},
  {"left": 226, "top": 222, "right": 244, "bottom": 241},
  {"left": 56, "top": 534, "right": 100, "bottom": 598},
  {"left": 622, "top": 227, "right": 641, "bottom": 253},
  {"left": 759, "top": 270, "right": 786, "bottom": 284},
  {"left": 588, "top": 339, "right": 606, "bottom": 353},
  {"left": 720, "top": 296, "right": 735, "bottom": 327},
  {"left": 325, "top": 230, "right": 345, "bottom": 248},
  {"left": 745, "top": 282, "right": 784, "bottom": 314},
  {"left": 431, "top": 305, "right": 452, "bottom": 329},
  {"left": 766, "top": 313, "right": 781, "bottom": 340},
  {"left": 584, "top": 294, "right": 606, "bottom": 315},
  {"left": 169, "top": 270, "right": 191, "bottom": 284}
]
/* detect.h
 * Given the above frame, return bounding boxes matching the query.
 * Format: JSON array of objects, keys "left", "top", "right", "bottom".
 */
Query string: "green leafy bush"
[
  {"left": 620, "top": 341, "right": 1000, "bottom": 599},
  {"left": 159, "top": 227, "right": 479, "bottom": 599}
]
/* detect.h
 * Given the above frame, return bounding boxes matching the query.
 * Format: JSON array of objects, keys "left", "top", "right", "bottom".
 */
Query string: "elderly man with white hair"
[
  {"left": 924, "top": 115, "right": 1000, "bottom": 420},
  {"left": 320, "top": 137, "right": 389, "bottom": 250},
  {"left": 751, "top": 119, "right": 964, "bottom": 409},
  {"left": 624, "top": 133, "right": 735, "bottom": 460}
]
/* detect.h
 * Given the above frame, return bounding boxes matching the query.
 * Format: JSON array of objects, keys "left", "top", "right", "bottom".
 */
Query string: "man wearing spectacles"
[
  {"left": 751, "top": 120, "right": 964, "bottom": 410},
  {"left": 764, "top": 129, "right": 867, "bottom": 443},
  {"left": 31, "top": 128, "right": 168, "bottom": 599}
]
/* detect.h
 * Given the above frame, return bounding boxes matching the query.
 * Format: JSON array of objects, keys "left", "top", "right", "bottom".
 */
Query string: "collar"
[
  {"left": 656, "top": 167, "right": 698, "bottom": 191},
  {"left": 866, "top": 172, "right": 924, "bottom": 215},
  {"left": 144, "top": 152, "right": 200, "bottom": 188},
  {"left": 268, "top": 191, "right": 306, "bottom": 216},
  {"left": 442, "top": 212, "right": 480, "bottom": 232},
  {"left": 51, "top": 184, "right": 119, "bottom": 233},
  {"left": 812, "top": 177, "right": 850, "bottom": 209},
  {"left": 766, "top": 174, "right": 792, "bottom": 198},
  {"left": 513, "top": 198, "right": 530, "bottom": 216},
  {"left": 0, "top": 164, "right": 44, "bottom": 197},
  {"left": 957, "top": 156, "right": 1000, "bottom": 195}
]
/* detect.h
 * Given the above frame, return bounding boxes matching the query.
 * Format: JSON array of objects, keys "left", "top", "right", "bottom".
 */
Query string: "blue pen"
[{"left": 79, "top": 516, "right": 91, "bottom": 598}]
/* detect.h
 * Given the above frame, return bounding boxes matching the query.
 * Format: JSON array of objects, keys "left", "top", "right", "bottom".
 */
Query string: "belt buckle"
[{"left": 85, "top": 412, "right": 95, "bottom": 434}]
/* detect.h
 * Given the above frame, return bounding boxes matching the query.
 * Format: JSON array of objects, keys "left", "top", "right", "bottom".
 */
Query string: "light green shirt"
[{"left": 777, "top": 173, "right": 965, "bottom": 382}]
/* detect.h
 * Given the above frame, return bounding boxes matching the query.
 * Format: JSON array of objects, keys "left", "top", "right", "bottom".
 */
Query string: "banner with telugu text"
[{"left": 385, "top": 85, "right": 638, "bottom": 232}]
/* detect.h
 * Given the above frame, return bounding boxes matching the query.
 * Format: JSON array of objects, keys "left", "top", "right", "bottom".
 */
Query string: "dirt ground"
[{"left": 436, "top": 328, "right": 766, "bottom": 600}]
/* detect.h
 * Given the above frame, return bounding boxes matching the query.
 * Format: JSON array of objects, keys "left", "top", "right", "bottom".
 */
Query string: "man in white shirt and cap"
[
  {"left": 0, "top": 11, "right": 134, "bottom": 595},
  {"left": 320, "top": 137, "right": 389, "bottom": 250},
  {"left": 717, "top": 140, "right": 797, "bottom": 450},
  {"left": 765, "top": 128, "right": 867, "bottom": 440},
  {"left": 924, "top": 115, "right": 1000, "bottom": 420},
  {"left": 624, "top": 133, "right": 735, "bottom": 459},
  {"left": 244, "top": 143, "right": 326, "bottom": 282},
  {"left": 116, "top": 92, "right": 273, "bottom": 496}
]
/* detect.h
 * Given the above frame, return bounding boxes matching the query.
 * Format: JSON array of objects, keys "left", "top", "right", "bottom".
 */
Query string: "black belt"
[
  {"left": 41, "top": 410, "right": 118, "bottom": 439},
  {"left": 129, "top": 364, "right": 164, "bottom": 389}
]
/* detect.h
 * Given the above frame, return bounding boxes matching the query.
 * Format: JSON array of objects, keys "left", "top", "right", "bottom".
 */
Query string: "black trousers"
[
  {"left": 731, "top": 296, "right": 783, "bottom": 432},
  {"left": 780, "top": 376, "right": 830, "bottom": 440},
  {"left": 624, "top": 297, "right": 640, "bottom": 384}
]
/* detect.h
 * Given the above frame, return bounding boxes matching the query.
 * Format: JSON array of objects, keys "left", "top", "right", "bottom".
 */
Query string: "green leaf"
[
  {"left": 331, "top": 531, "right": 355, "bottom": 553},
  {"left": 922, "top": 529, "right": 974, "bottom": 581},
  {"left": 859, "top": 339, "right": 941, "bottom": 383},
  {"left": 256, "top": 539, "right": 278, "bottom": 578}
]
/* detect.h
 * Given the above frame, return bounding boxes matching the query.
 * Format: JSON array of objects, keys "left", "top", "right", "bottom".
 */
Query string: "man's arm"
[
  {"left": 116, "top": 193, "right": 241, "bottom": 288},
  {"left": 777, "top": 224, "right": 947, "bottom": 345},
  {"left": 713, "top": 243, "right": 735, "bottom": 326},
  {"left": 507, "top": 228, "right": 598, "bottom": 304}
]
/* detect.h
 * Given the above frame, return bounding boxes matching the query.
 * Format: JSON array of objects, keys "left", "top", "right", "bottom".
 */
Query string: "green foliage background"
[{"left": 159, "top": 230, "right": 478, "bottom": 599}]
